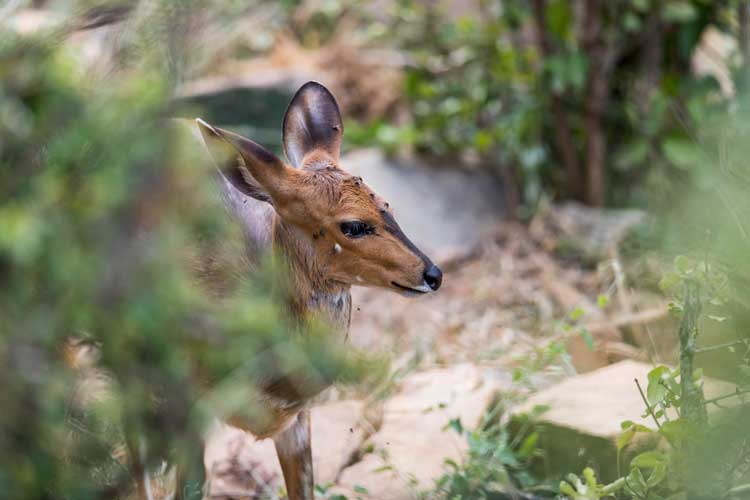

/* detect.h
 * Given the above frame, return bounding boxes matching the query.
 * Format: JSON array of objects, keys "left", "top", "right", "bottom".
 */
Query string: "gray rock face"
[
  {"left": 341, "top": 149, "right": 505, "bottom": 255},
  {"left": 175, "top": 73, "right": 310, "bottom": 152},
  {"left": 538, "top": 201, "right": 647, "bottom": 260}
]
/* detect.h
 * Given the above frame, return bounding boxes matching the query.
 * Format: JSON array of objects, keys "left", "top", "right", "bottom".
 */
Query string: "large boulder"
[
  {"left": 174, "top": 73, "right": 309, "bottom": 153},
  {"left": 341, "top": 149, "right": 505, "bottom": 255}
]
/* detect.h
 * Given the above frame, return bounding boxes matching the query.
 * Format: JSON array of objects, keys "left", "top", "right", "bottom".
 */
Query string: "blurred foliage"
[
  {"left": 350, "top": 0, "right": 735, "bottom": 211},
  {"left": 0, "top": 4, "right": 373, "bottom": 498}
]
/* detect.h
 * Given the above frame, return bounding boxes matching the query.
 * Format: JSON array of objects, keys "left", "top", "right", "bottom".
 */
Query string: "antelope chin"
[{"left": 391, "top": 281, "right": 432, "bottom": 297}]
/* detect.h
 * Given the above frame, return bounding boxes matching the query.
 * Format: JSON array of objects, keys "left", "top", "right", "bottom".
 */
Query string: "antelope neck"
[{"left": 273, "top": 219, "right": 352, "bottom": 336}]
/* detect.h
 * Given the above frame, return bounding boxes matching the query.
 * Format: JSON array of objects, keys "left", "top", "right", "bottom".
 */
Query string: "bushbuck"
[{"left": 195, "top": 81, "right": 442, "bottom": 500}]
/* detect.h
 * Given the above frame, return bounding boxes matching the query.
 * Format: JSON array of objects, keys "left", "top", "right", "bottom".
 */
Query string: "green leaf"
[
  {"left": 597, "top": 294, "right": 610, "bottom": 309},
  {"left": 628, "top": 466, "right": 648, "bottom": 495},
  {"left": 621, "top": 420, "right": 653, "bottom": 433},
  {"left": 445, "top": 418, "right": 464, "bottom": 435},
  {"left": 569, "top": 307, "right": 585, "bottom": 321},
  {"left": 517, "top": 431, "right": 539, "bottom": 459},
  {"left": 617, "top": 428, "right": 636, "bottom": 452},
  {"left": 646, "top": 463, "right": 666, "bottom": 488},
  {"left": 630, "top": 451, "right": 666, "bottom": 468},
  {"left": 647, "top": 366, "right": 670, "bottom": 404},
  {"left": 583, "top": 467, "right": 597, "bottom": 489},
  {"left": 580, "top": 328, "right": 594, "bottom": 351},
  {"left": 353, "top": 485, "right": 369, "bottom": 494}
]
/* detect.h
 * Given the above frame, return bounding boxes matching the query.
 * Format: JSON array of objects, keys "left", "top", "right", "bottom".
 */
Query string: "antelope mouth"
[{"left": 391, "top": 281, "right": 430, "bottom": 296}]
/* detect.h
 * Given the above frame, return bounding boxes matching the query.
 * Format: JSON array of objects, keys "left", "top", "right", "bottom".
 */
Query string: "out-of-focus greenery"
[
  {"left": 0, "top": 4, "right": 373, "bottom": 498},
  {"left": 352, "top": 0, "right": 733, "bottom": 211}
]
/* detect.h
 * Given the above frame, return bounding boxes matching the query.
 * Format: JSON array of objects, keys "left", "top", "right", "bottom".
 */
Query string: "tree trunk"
[
  {"left": 530, "top": 0, "right": 583, "bottom": 201},
  {"left": 635, "top": 12, "right": 663, "bottom": 114},
  {"left": 581, "top": 0, "right": 617, "bottom": 206}
]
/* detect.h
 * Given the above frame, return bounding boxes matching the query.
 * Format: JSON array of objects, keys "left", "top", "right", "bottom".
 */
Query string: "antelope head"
[{"left": 197, "top": 81, "right": 442, "bottom": 296}]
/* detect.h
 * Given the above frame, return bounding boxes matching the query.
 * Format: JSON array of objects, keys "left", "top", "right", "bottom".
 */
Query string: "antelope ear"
[
  {"left": 197, "top": 119, "right": 293, "bottom": 204},
  {"left": 282, "top": 81, "right": 343, "bottom": 168}
]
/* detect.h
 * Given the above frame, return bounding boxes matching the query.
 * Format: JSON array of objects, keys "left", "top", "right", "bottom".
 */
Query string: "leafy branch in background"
[{"left": 356, "top": 0, "right": 731, "bottom": 212}]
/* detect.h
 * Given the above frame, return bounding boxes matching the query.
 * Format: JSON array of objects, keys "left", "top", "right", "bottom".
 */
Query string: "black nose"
[{"left": 423, "top": 264, "right": 443, "bottom": 291}]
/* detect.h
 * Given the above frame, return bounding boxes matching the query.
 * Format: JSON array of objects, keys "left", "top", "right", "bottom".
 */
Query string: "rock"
[
  {"left": 535, "top": 201, "right": 647, "bottom": 261},
  {"left": 693, "top": 26, "right": 735, "bottom": 97},
  {"left": 511, "top": 360, "right": 738, "bottom": 482},
  {"left": 174, "top": 72, "right": 313, "bottom": 153},
  {"left": 336, "top": 364, "right": 508, "bottom": 500},
  {"left": 341, "top": 149, "right": 505, "bottom": 255},
  {"left": 204, "top": 400, "right": 371, "bottom": 498}
]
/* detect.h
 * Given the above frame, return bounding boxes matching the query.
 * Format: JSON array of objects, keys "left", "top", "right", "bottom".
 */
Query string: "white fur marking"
[{"left": 334, "top": 243, "right": 342, "bottom": 253}]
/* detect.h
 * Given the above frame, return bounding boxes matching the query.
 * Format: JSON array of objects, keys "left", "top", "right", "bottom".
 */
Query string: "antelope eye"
[{"left": 340, "top": 221, "right": 373, "bottom": 238}]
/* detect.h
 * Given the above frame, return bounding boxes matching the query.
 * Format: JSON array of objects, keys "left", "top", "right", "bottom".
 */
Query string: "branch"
[
  {"left": 529, "top": 0, "right": 582, "bottom": 200},
  {"left": 635, "top": 378, "right": 661, "bottom": 429},
  {"left": 703, "top": 388, "right": 750, "bottom": 408},
  {"left": 678, "top": 280, "right": 708, "bottom": 425},
  {"left": 694, "top": 340, "right": 747, "bottom": 354}
]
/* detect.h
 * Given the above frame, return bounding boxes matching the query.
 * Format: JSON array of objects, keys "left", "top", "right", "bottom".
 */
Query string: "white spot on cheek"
[{"left": 334, "top": 243, "right": 342, "bottom": 253}]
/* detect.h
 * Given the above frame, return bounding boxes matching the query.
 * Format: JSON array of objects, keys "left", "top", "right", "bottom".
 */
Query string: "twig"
[
  {"left": 635, "top": 378, "right": 661, "bottom": 429},
  {"left": 586, "top": 306, "right": 668, "bottom": 334},
  {"left": 725, "top": 483, "right": 750, "bottom": 498},
  {"left": 703, "top": 388, "right": 750, "bottom": 407},
  {"left": 694, "top": 340, "right": 746, "bottom": 354}
]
